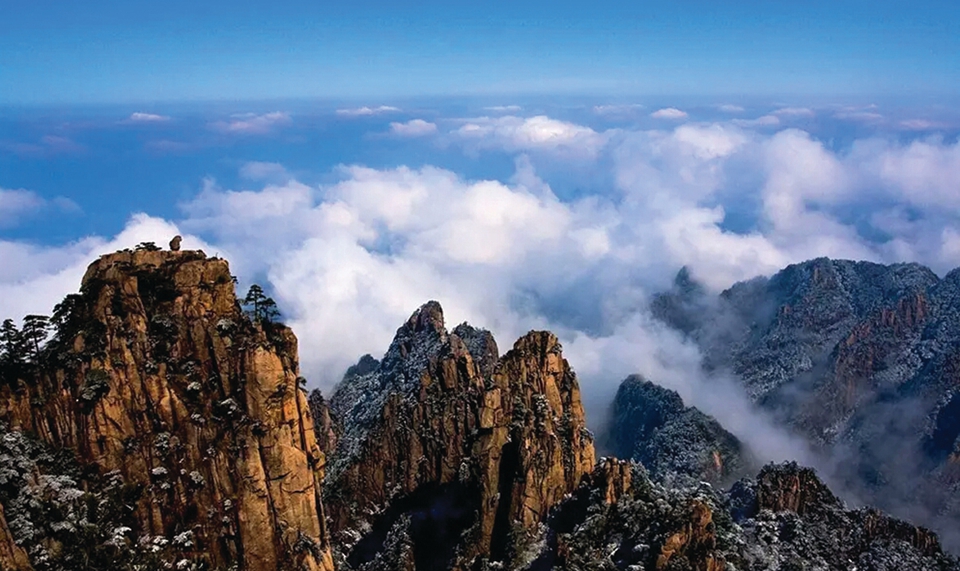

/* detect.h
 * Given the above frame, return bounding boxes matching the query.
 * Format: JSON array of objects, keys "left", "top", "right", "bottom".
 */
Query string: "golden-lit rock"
[{"left": 0, "top": 249, "right": 332, "bottom": 571}]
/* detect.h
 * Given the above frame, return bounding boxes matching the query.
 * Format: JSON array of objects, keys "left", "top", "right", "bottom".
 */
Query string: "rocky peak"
[
  {"left": 753, "top": 462, "right": 842, "bottom": 516},
  {"left": 404, "top": 300, "right": 446, "bottom": 337},
  {"left": 606, "top": 375, "right": 750, "bottom": 486},
  {"left": 0, "top": 248, "right": 333, "bottom": 571},
  {"left": 323, "top": 302, "right": 595, "bottom": 569},
  {"left": 344, "top": 354, "right": 381, "bottom": 379},
  {"left": 650, "top": 268, "right": 711, "bottom": 337},
  {"left": 653, "top": 257, "right": 960, "bottom": 551},
  {"left": 530, "top": 457, "right": 958, "bottom": 571}
]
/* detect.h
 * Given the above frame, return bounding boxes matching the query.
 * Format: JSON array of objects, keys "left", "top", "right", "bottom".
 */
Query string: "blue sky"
[
  {"left": 2, "top": 0, "right": 960, "bottom": 394},
  {"left": 2, "top": 1, "right": 959, "bottom": 103}
]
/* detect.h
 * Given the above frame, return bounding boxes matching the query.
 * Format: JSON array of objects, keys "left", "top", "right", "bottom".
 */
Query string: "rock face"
[
  {"left": 0, "top": 249, "right": 333, "bottom": 571},
  {"left": 530, "top": 461, "right": 957, "bottom": 571},
  {"left": 653, "top": 258, "right": 960, "bottom": 550},
  {"left": 0, "top": 503, "right": 31, "bottom": 571},
  {"left": 606, "top": 375, "right": 750, "bottom": 486},
  {"left": 726, "top": 463, "right": 953, "bottom": 570},
  {"left": 324, "top": 302, "right": 595, "bottom": 569}
]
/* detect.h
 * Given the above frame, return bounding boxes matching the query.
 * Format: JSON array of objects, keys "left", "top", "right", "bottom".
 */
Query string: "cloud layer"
[{"left": 3, "top": 112, "right": 960, "bottom": 472}]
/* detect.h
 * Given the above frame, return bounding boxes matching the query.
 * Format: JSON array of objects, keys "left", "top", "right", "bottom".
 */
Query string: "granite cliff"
[
  {"left": 0, "top": 248, "right": 333, "bottom": 571},
  {"left": 605, "top": 375, "right": 751, "bottom": 487},
  {"left": 653, "top": 258, "right": 960, "bottom": 551},
  {"left": 321, "top": 302, "right": 595, "bottom": 569}
]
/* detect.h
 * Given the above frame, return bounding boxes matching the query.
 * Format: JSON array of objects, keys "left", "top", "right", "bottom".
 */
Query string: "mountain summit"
[{"left": 0, "top": 248, "right": 333, "bottom": 571}]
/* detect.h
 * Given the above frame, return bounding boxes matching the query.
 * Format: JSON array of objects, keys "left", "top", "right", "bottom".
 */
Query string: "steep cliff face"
[
  {"left": 726, "top": 463, "right": 953, "bottom": 570},
  {"left": 323, "top": 302, "right": 595, "bottom": 569},
  {"left": 527, "top": 461, "right": 957, "bottom": 571},
  {"left": 653, "top": 258, "right": 960, "bottom": 550},
  {"left": 0, "top": 249, "right": 333, "bottom": 571},
  {"left": 606, "top": 375, "right": 750, "bottom": 486}
]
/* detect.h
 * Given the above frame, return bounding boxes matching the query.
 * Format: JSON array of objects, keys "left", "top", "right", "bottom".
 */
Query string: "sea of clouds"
[{"left": 1, "top": 106, "right": 959, "bottom": 469}]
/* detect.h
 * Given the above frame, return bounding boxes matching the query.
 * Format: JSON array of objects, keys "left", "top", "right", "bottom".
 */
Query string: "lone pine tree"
[{"left": 243, "top": 284, "right": 281, "bottom": 324}]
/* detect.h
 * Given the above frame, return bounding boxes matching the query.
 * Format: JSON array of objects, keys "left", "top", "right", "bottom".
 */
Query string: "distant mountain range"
[{"left": 652, "top": 258, "right": 960, "bottom": 552}]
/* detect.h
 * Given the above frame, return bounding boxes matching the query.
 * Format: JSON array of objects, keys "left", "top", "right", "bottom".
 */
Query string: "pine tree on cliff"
[
  {"left": 242, "top": 284, "right": 280, "bottom": 324},
  {"left": 21, "top": 315, "right": 50, "bottom": 363},
  {"left": 51, "top": 293, "right": 84, "bottom": 342},
  {"left": 0, "top": 319, "right": 26, "bottom": 382}
]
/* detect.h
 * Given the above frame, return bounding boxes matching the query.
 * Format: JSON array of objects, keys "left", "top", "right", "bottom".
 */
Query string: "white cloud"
[
  {"left": 612, "top": 123, "right": 750, "bottom": 210},
  {"left": 594, "top": 104, "right": 644, "bottom": 115},
  {"left": 834, "top": 111, "right": 884, "bottom": 123},
  {"left": 772, "top": 107, "right": 815, "bottom": 118},
  {"left": 718, "top": 104, "right": 745, "bottom": 113},
  {"left": 899, "top": 119, "right": 945, "bottom": 131},
  {"left": 451, "top": 115, "right": 607, "bottom": 157},
  {"left": 177, "top": 163, "right": 592, "bottom": 384},
  {"left": 239, "top": 162, "right": 291, "bottom": 182},
  {"left": 389, "top": 119, "right": 438, "bottom": 137},
  {"left": 128, "top": 112, "right": 170, "bottom": 123},
  {"left": 484, "top": 105, "right": 522, "bottom": 113},
  {"left": 650, "top": 108, "right": 688, "bottom": 120},
  {"left": 336, "top": 106, "right": 401, "bottom": 117},
  {"left": 0, "top": 188, "right": 80, "bottom": 227},
  {"left": 210, "top": 112, "right": 291, "bottom": 134},
  {"left": 0, "top": 189, "right": 45, "bottom": 226},
  {"left": 731, "top": 115, "right": 781, "bottom": 128},
  {"left": 872, "top": 139, "right": 960, "bottom": 210}
]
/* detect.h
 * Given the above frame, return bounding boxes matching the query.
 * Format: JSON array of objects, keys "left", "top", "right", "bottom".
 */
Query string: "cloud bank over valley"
[{"left": 1, "top": 103, "right": 959, "bottom": 471}]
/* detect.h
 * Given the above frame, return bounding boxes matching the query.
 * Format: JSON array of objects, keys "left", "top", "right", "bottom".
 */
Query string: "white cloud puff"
[
  {"left": 594, "top": 104, "right": 644, "bottom": 115},
  {"left": 834, "top": 111, "right": 884, "bottom": 123},
  {"left": 336, "top": 106, "right": 401, "bottom": 117},
  {"left": 210, "top": 112, "right": 291, "bottom": 134},
  {"left": 452, "top": 115, "right": 607, "bottom": 157},
  {"left": 484, "top": 105, "right": 522, "bottom": 113},
  {"left": 239, "top": 161, "right": 291, "bottom": 182},
  {"left": 718, "top": 104, "right": 745, "bottom": 113},
  {"left": 389, "top": 119, "right": 438, "bottom": 137},
  {"left": 772, "top": 107, "right": 815, "bottom": 118},
  {"left": 0, "top": 189, "right": 45, "bottom": 226},
  {"left": 732, "top": 115, "right": 781, "bottom": 128},
  {"left": 0, "top": 188, "right": 80, "bottom": 227},
  {"left": 128, "top": 112, "right": 170, "bottom": 123},
  {"left": 650, "top": 108, "right": 688, "bottom": 120},
  {"left": 899, "top": 119, "right": 945, "bottom": 131}
]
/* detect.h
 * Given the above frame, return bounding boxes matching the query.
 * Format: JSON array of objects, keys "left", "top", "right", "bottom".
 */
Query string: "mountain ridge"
[
  {"left": 653, "top": 256, "right": 960, "bottom": 552},
  {"left": 0, "top": 248, "right": 956, "bottom": 570}
]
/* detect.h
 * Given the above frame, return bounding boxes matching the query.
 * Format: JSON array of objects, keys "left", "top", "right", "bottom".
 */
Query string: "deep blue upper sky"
[{"left": 2, "top": 0, "right": 959, "bottom": 104}]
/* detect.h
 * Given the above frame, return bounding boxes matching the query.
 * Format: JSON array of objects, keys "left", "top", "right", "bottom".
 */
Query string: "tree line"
[{"left": 0, "top": 285, "right": 280, "bottom": 380}]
